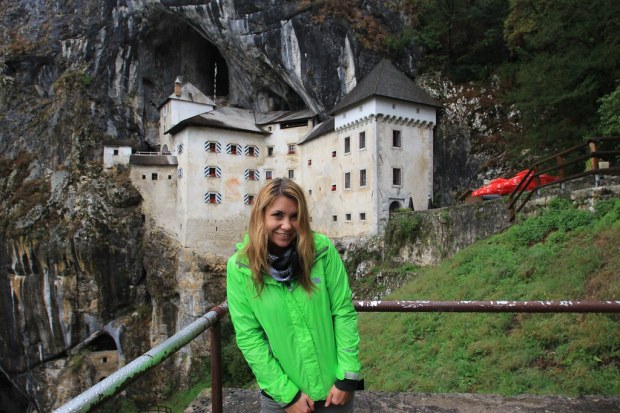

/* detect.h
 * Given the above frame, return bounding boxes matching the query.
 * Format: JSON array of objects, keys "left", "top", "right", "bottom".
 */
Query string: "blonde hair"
[{"left": 243, "top": 178, "right": 315, "bottom": 295}]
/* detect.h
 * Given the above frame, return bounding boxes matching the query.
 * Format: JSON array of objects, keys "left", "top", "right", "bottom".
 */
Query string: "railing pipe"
[
  {"left": 354, "top": 300, "right": 620, "bottom": 313},
  {"left": 53, "top": 302, "right": 229, "bottom": 413},
  {"left": 54, "top": 299, "right": 620, "bottom": 413}
]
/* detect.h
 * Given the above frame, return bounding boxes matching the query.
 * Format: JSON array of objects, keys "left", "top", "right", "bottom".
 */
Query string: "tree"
[
  {"left": 598, "top": 83, "right": 620, "bottom": 136},
  {"left": 503, "top": 0, "right": 620, "bottom": 151},
  {"left": 399, "top": 0, "right": 510, "bottom": 82}
]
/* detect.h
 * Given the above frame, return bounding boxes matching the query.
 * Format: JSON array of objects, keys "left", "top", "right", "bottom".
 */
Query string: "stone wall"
[{"left": 342, "top": 180, "right": 620, "bottom": 273}]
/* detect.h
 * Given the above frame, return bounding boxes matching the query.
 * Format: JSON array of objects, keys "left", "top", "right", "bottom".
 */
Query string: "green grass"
[{"left": 359, "top": 198, "right": 620, "bottom": 396}]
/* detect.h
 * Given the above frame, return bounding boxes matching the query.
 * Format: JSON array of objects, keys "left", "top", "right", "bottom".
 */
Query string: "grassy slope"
[{"left": 359, "top": 198, "right": 620, "bottom": 396}]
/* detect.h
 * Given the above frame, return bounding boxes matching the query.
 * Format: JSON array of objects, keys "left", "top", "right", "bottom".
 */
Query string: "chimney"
[{"left": 174, "top": 76, "right": 182, "bottom": 97}]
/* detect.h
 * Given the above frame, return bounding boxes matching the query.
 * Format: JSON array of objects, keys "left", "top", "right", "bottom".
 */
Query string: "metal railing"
[
  {"left": 53, "top": 299, "right": 620, "bottom": 413},
  {"left": 508, "top": 136, "right": 620, "bottom": 221},
  {"left": 53, "top": 303, "right": 228, "bottom": 413}
]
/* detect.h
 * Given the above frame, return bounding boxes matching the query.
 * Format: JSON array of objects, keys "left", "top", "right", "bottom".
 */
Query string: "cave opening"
[
  {"left": 86, "top": 333, "right": 117, "bottom": 352},
  {"left": 0, "top": 375, "right": 31, "bottom": 413},
  {"left": 139, "top": 10, "right": 230, "bottom": 129},
  {"left": 138, "top": 8, "right": 307, "bottom": 124}
]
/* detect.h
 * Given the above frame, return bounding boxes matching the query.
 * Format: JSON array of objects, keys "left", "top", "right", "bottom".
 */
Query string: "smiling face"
[{"left": 264, "top": 195, "right": 299, "bottom": 253}]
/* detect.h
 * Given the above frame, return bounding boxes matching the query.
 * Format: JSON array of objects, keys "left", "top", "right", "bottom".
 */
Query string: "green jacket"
[{"left": 226, "top": 232, "right": 362, "bottom": 405}]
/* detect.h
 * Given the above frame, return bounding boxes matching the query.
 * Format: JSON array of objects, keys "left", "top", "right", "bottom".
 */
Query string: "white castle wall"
[{"left": 130, "top": 164, "right": 178, "bottom": 237}]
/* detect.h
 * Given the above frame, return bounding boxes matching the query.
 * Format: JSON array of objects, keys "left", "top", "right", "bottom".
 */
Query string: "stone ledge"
[{"left": 130, "top": 154, "right": 178, "bottom": 166}]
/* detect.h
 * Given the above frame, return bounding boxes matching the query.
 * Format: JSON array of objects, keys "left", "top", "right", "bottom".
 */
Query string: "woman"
[{"left": 227, "top": 178, "right": 362, "bottom": 413}]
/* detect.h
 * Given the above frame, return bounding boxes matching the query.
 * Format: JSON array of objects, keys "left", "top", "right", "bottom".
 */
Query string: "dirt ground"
[{"left": 184, "top": 388, "right": 620, "bottom": 413}]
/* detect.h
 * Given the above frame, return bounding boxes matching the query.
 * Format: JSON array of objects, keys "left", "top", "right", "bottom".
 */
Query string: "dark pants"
[{"left": 259, "top": 392, "right": 355, "bottom": 413}]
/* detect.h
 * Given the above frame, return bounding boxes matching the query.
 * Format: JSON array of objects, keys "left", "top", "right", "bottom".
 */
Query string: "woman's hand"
[
  {"left": 285, "top": 392, "right": 315, "bottom": 413},
  {"left": 324, "top": 385, "right": 353, "bottom": 407}
]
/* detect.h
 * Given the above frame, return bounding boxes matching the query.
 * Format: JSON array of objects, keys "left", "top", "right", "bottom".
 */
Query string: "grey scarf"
[{"left": 268, "top": 246, "right": 298, "bottom": 283}]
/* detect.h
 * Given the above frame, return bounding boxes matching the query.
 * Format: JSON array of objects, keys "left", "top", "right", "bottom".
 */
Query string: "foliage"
[
  {"left": 220, "top": 319, "right": 256, "bottom": 387},
  {"left": 383, "top": 212, "right": 422, "bottom": 257},
  {"left": 400, "top": 0, "right": 510, "bottom": 82},
  {"left": 359, "top": 198, "right": 620, "bottom": 395},
  {"left": 503, "top": 0, "right": 620, "bottom": 152},
  {"left": 506, "top": 198, "right": 593, "bottom": 245},
  {"left": 154, "top": 320, "right": 254, "bottom": 412},
  {"left": 53, "top": 68, "right": 94, "bottom": 92},
  {"left": 597, "top": 82, "right": 620, "bottom": 136}
]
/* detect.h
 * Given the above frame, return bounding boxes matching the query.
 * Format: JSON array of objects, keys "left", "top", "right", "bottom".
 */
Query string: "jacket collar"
[{"left": 234, "top": 232, "right": 329, "bottom": 279}]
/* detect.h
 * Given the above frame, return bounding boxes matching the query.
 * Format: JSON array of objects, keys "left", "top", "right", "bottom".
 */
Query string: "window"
[
  {"left": 288, "top": 144, "right": 296, "bottom": 154},
  {"left": 113, "top": 149, "right": 119, "bottom": 156},
  {"left": 246, "top": 145, "right": 259, "bottom": 157},
  {"left": 205, "top": 192, "right": 221, "bottom": 204},
  {"left": 267, "top": 146, "right": 274, "bottom": 156},
  {"left": 151, "top": 173, "right": 158, "bottom": 180},
  {"left": 244, "top": 194, "right": 255, "bottom": 205},
  {"left": 177, "top": 144, "right": 184, "bottom": 155},
  {"left": 360, "top": 213, "right": 366, "bottom": 221},
  {"left": 345, "top": 213, "right": 352, "bottom": 221},
  {"left": 331, "top": 184, "right": 337, "bottom": 191},
  {"left": 226, "top": 143, "right": 241, "bottom": 155},
  {"left": 205, "top": 141, "right": 220, "bottom": 153},
  {"left": 177, "top": 168, "right": 183, "bottom": 179},
  {"left": 288, "top": 169, "right": 295, "bottom": 179},
  {"left": 344, "top": 136, "right": 350, "bottom": 154},
  {"left": 393, "top": 168, "right": 402, "bottom": 186},
  {"left": 265, "top": 170, "right": 273, "bottom": 180},
  {"left": 245, "top": 169, "right": 259, "bottom": 180},
  {"left": 332, "top": 150, "right": 337, "bottom": 158},
  {"left": 142, "top": 174, "right": 146, "bottom": 180},
  {"left": 168, "top": 175, "right": 172, "bottom": 180},
  {"left": 204, "top": 166, "right": 221, "bottom": 178},
  {"left": 359, "top": 132, "right": 366, "bottom": 149},
  {"left": 307, "top": 159, "right": 312, "bottom": 166},
  {"left": 332, "top": 215, "right": 338, "bottom": 222},
  {"left": 393, "top": 130, "right": 402, "bottom": 148},
  {"left": 360, "top": 169, "right": 367, "bottom": 187},
  {"left": 344, "top": 172, "right": 351, "bottom": 189},
  {"left": 308, "top": 189, "right": 312, "bottom": 195}
]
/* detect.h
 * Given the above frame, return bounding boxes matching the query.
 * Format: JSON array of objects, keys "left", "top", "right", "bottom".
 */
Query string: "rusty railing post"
[{"left": 209, "top": 308, "right": 226, "bottom": 413}]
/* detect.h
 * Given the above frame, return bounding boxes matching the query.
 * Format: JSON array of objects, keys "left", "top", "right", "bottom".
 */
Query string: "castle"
[{"left": 115, "top": 60, "right": 439, "bottom": 257}]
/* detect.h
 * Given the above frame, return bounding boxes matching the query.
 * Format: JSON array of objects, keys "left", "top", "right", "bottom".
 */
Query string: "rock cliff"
[{"left": 0, "top": 0, "right": 508, "bottom": 410}]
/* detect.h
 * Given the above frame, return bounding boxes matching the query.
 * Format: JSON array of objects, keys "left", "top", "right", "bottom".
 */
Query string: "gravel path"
[{"left": 184, "top": 388, "right": 620, "bottom": 413}]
